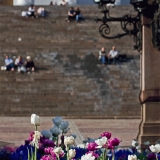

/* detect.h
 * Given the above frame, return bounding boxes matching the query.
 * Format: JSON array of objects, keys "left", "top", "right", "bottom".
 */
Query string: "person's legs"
[
  {"left": 32, "top": 67, "right": 35, "bottom": 72},
  {"left": 76, "top": 15, "right": 79, "bottom": 21},
  {"left": 108, "top": 57, "right": 111, "bottom": 64},
  {"left": 113, "top": 57, "right": 116, "bottom": 64},
  {"left": 7, "top": 63, "right": 14, "bottom": 71},
  {"left": 41, "top": 11, "right": 45, "bottom": 17},
  {"left": 31, "top": 12, "right": 36, "bottom": 18},
  {"left": 101, "top": 56, "right": 106, "bottom": 65},
  {"left": 17, "top": 66, "right": 21, "bottom": 73}
]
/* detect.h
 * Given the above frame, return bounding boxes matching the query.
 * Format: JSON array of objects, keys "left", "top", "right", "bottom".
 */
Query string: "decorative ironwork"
[
  {"left": 151, "top": 9, "right": 160, "bottom": 50},
  {"left": 94, "top": 0, "right": 160, "bottom": 51},
  {"left": 95, "top": 7, "right": 142, "bottom": 51}
]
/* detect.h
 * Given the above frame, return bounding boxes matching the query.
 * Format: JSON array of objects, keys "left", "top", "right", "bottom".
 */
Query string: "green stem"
[
  {"left": 111, "top": 149, "right": 114, "bottom": 160},
  {"left": 67, "top": 145, "right": 69, "bottom": 160},
  {"left": 56, "top": 136, "right": 58, "bottom": 147},
  {"left": 35, "top": 146, "right": 37, "bottom": 160},
  {"left": 156, "top": 154, "right": 158, "bottom": 160},
  {"left": 103, "top": 148, "right": 106, "bottom": 160},
  {"left": 35, "top": 125, "right": 37, "bottom": 160}
]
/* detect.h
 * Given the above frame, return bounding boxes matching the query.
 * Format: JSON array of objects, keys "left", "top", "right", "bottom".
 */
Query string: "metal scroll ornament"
[
  {"left": 151, "top": 10, "right": 160, "bottom": 50},
  {"left": 95, "top": 7, "right": 142, "bottom": 51}
]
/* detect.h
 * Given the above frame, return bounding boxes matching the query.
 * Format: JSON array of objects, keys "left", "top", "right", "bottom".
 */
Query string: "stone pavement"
[{"left": 0, "top": 117, "right": 141, "bottom": 147}]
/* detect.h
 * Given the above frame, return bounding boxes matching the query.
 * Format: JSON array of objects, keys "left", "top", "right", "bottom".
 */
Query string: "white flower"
[
  {"left": 95, "top": 137, "right": 108, "bottom": 148},
  {"left": 128, "top": 155, "right": 137, "bottom": 160},
  {"left": 52, "top": 116, "right": 62, "bottom": 126},
  {"left": 149, "top": 144, "right": 160, "bottom": 153},
  {"left": 68, "top": 149, "right": 76, "bottom": 159},
  {"left": 131, "top": 139, "right": 138, "bottom": 147},
  {"left": 31, "top": 114, "right": 41, "bottom": 126},
  {"left": 54, "top": 147, "right": 64, "bottom": 157},
  {"left": 64, "top": 136, "right": 75, "bottom": 146},
  {"left": 30, "top": 131, "right": 42, "bottom": 148},
  {"left": 81, "top": 153, "right": 95, "bottom": 160}
]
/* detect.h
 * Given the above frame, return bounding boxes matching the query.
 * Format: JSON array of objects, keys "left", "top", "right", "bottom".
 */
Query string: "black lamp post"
[{"left": 94, "top": 0, "right": 160, "bottom": 51}]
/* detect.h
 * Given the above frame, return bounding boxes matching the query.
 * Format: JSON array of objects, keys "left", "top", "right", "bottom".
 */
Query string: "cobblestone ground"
[{"left": 0, "top": 117, "right": 141, "bottom": 147}]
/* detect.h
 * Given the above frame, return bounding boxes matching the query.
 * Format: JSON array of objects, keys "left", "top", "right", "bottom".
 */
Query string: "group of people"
[
  {"left": 99, "top": 46, "right": 118, "bottom": 66},
  {"left": 22, "top": 5, "right": 45, "bottom": 18},
  {"left": 50, "top": 0, "right": 67, "bottom": 5},
  {"left": 1, "top": 55, "right": 35, "bottom": 73},
  {"left": 66, "top": 6, "right": 83, "bottom": 22}
]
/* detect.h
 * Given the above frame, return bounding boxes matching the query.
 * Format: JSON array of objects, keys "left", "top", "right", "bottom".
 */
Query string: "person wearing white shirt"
[
  {"left": 27, "top": 5, "right": 36, "bottom": 18},
  {"left": 108, "top": 46, "right": 118, "bottom": 64}
]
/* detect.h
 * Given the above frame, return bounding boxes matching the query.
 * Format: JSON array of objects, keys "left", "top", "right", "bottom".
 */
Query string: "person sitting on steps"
[
  {"left": 60, "top": 0, "right": 67, "bottom": 5},
  {"left": 66, "top": 7, "right": 76, "bottom": 22},
  {"left": 4, "top": 55, "right": 14, "bottom": 71},
  {"left": 27, "top": 4, "right": 36, "bottom": 18},
  {"left": 108, "top": 46, "right": 118, "bottom": 64},
  {"left": 99, "top": 47, "right": 107, "bottom": 66},
  {"left": 15, "top": 55, "right": 26, "bottom": 73},
  {"left": 75, "top": 7, "right": 83, "bottom": 21},
  {"left": 37, "top": 7, "right": 45, "bottom": 17},
  {"left": 25, "top": 56, "right": 35, "bottom": 73}
]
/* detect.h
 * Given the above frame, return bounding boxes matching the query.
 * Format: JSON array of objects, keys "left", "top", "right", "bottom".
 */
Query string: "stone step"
[{"left": 0, "top": 5, "right": 140, "bottom": 117}]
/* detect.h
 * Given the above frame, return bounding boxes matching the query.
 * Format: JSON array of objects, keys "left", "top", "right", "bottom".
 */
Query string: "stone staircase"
[{"left": 0, "top": 5, "right": 141, "bottom": 117}]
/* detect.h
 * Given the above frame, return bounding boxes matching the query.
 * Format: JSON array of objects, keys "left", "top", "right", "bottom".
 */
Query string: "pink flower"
[
  {"left": 108, "top": 138, "right": 121, "bottom": 147},
  {"left": 41, "top": 155, "right": 51, "bottom": 160},
  {"left": 87, "top": 142, "right": 98, "bottom": 151},
  {"left": 100, "top": 132, "right": 111, "bottom": 139},
  {"left": 87, "top": 151, "right": 99, "bottom": 158},
  {"left": 44, "top": 147, "right": 54, "bottom": 154},
  {"left": 28, "top": 132, "right": 34, "bottom": 141},
  {"left": 107, "top": 143, "right": 114, "bottom": 149}
]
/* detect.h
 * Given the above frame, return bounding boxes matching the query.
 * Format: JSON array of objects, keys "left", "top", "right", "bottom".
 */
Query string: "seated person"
[
  {"left": 37, "top": 7, "right": 45, "bottom": 17},
  {"left": 60, "top": 0, "right": 67, "bottom": 5},
  {"left": 4, "top": 55, "right": 14, "bottom": 71},
  {"left": 25, "top": 56, "right": 35, "bottom": 72},
  {"left": 67, "top": 7, "right": 76, "bottom": 22},
  {"left": 15, "top": 55, "right": 26, "bottom": 73},
  {"left": 75, "top": 7, "right": 83, "bottom": 21},
  {"left": 99, "top": 47, "right": 107, "bottom": 66},
  {"left": 27, "top": 5, "right": 36, "bottom": 18},
  {"left": 108, "top": 46, "right": 118, "bottom": 64},
  {"left": 50, "top": 1, "right": 53, "bottom": 5}
]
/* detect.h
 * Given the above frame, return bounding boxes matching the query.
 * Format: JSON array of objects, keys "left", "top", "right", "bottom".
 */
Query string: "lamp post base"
[{"left": 137, "top": 103, "right": 160, "bottom": 145}]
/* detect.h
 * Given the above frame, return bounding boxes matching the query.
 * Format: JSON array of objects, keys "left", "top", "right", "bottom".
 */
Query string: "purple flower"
[
  {"left": 101, "top": 132, "right": 112, "bottom": 139},
  {"left": 42, "top": 139, "right": 55, "bottom": 148},
  {"left": 147, "top": 153, "right": 156, "bottom": 160},
  {"left": 108, "top": 138, "right": 121, "bottom": 147},
  {"left": 87, "top": 142, "right": 98, "bottom": 151}
]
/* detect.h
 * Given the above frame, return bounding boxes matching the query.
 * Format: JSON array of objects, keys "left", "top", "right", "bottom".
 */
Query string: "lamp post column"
[{"left": 138, "top": 15, "right": 160, "bottom": 145}]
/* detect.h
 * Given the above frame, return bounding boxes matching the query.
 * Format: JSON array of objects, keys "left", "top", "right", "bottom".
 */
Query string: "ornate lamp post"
[{"left": 94, "top": 0, "right": 160, "bottom": 145}]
